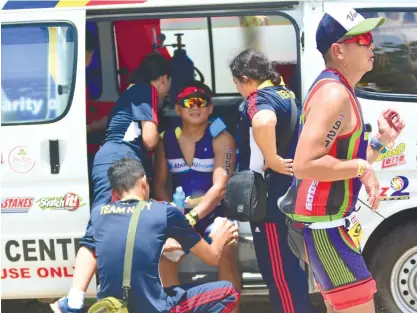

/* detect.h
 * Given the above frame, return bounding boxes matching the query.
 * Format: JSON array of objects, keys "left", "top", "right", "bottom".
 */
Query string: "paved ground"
[{"left": 2, "top": 295, "right": 327, "bottom": 313}]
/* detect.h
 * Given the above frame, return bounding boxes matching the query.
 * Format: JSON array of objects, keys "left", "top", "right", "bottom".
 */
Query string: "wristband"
[
  {"left": 185, "top": 210, "right": 199, "bottom": 227},
  {"left": 356, "top": 159, "right": 371, "bottom": 178},
  {"left": 370, "top": 136, "right": 387, "bottom": 154}
]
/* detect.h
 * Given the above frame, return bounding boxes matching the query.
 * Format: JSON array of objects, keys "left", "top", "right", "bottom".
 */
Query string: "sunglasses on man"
[
  {"left": 338, "top": 32, "right": 373, "bottom": 47},
  {"left": 179, "top": 97, "right": 209, "bottom": 109}
]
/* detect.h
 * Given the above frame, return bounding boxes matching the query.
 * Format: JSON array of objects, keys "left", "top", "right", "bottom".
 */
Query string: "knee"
[{"left": 221, "top": 241, "right": 238, "bottom": 259}]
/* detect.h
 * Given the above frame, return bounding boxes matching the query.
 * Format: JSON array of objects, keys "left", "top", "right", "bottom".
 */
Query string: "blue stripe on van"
[{"left": 2, "top": 0, "right": 60, "bottom": 10}]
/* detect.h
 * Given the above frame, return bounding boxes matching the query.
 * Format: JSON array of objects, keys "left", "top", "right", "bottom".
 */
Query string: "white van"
[{"left": 1, "top": 1, "right": 416, "bottom": 312}]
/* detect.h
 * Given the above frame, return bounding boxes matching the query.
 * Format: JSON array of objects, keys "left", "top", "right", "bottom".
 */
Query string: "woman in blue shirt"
[
  {"left": 92, "top": 52, "right": 171, "bottom": 209},
  {"left": 230, "top": 50, "right": 315, "bottom": 313}
]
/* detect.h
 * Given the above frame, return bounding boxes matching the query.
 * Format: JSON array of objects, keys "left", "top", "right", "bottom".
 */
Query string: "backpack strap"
[
  {"left": 277, "top": 88, "right": 298, "bottom": 156},
  {"left": 122, "top": 201, "right": 146, "bottom": 306}
]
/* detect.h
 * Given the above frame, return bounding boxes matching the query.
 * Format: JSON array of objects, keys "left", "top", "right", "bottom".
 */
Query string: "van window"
[
  {"left": 1, "top": 24, "right": 76, "bottom": 125},
  {"left": 211, "top": 16, "right": 297, "bottom": 94},
  {"left": 357, "top": 11, "right": 417, "bottom": 97},
  {"left": 161, "top": 15, "right": 297, "bottom": 94}
]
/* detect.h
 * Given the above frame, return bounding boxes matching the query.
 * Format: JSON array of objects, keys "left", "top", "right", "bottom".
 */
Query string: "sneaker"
[{"left": 50, "top": 297, "right": 83, "bottom": 313}]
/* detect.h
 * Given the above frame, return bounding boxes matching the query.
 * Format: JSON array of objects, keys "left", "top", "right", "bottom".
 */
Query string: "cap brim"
[{"left": 345, "top": 17, "right": 385, "bottom": 36}]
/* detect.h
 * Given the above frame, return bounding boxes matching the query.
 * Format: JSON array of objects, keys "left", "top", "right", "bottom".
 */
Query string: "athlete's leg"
[
  {"left": 169, "top": 281, "right": 239, "bottom": 313},
  {"left": 160, "top": 254, "right": 183, "bottom": 288},
  {"left": 304, "top": 227, "right": 376, "bottom": 313},
  {"left": 218, "top": 240, "right": 241, "bottom": 313},
  {"left": 250, "top": 192, "right": 315, "bottom": 313}
]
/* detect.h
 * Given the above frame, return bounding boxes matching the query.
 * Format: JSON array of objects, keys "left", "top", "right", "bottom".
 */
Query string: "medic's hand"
[
  {"left": 263, "top": 155, "right": 294, "bottom": 176},
  {"left": 209, "top": 218, "right": 239, "bottom": 245}
]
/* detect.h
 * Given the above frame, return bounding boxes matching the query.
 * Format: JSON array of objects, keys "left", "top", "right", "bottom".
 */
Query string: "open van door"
[{"left": 1, "top": 8, "right": 96, "bottom": 299}]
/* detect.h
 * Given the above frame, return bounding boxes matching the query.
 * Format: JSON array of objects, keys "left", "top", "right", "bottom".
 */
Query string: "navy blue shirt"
[
  {"left": 103, "top": 83, "right": 158, "bottom": 155},
  {"left": 87, "top": 199, "right": 201, "bottom": 313},
  {"left": 95, "top": 83, "right": 159, "bottom": 176},
  {"left": 238, "top": 80, "right": 301, "bottom": 194}
]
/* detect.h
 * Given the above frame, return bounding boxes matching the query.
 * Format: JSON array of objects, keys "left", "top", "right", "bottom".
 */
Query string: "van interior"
[{"left": 85, "top": 11, "right": 300, "bottom": 289}]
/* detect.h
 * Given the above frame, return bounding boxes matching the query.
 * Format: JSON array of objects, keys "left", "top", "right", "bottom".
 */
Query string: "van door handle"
[
  {"left": 49, "top": 139, "right": 60, "bottom": 174},
  {"left": 365, "top": 123, "right": 372, "bottom": 132}
]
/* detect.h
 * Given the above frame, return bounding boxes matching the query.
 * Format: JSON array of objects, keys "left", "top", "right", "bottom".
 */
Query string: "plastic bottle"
[{"left": 173, "top": 186, "right": 186, "bottom": 214}]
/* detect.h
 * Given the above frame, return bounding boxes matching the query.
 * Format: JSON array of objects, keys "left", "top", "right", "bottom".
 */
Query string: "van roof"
[{"left": 1, "top": 0, "right": 290, "bottom": 11}]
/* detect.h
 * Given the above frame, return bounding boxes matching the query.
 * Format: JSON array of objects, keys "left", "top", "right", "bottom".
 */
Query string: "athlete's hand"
[
  {"left": 209, "top": 218, "right": 239, "bottom": 245},
  {"left": 360, "top": 168, "right": 380, "bottom": 211},
  {"left": 163, "top": 238, "right": 183, "bottom": 252},
  {"left": 377, "top": 109, "right": 405, "bottom": 145},
  {"left": 263, "top": 155, "right": 293, "bottom": 176}
]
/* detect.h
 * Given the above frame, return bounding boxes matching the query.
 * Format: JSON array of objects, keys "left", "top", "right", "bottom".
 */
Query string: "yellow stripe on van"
[
  {"left": 56, "top": 0, "right": 90, "bottom": 7},
  {"left": 48, "top": 27, "right": 57, "bottom": 81}
]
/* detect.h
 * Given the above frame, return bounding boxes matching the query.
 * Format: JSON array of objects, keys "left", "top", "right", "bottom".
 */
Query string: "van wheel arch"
[{"left": 362, "top": 207, "right": 417, "bottom": 262}]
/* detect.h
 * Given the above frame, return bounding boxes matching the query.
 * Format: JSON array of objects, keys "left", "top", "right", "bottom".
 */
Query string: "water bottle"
[{"left": 173, "top": 186, "right": 186, "bottom": 214}]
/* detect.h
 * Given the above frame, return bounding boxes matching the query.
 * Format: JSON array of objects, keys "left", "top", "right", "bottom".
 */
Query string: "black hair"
[
  {"left": 86, "top": 29, "right": 98, "bottom": 52},
  {"left": 229, "top": 49, "right": 281, "bottom": 85},
  {"left": 107, "top": 158, "right": 146, "bottom": 193},
  {"left": 129, "top": 52, "right": 171, "bottom": 84}
]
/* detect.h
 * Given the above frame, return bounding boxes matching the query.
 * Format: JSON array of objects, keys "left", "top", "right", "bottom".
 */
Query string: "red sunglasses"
[
  {"left": 179, "top": 97, "right": 208, "bottom": 109},
  {"left": 338, "top": 32, "right": 373, "bottom": 47}
]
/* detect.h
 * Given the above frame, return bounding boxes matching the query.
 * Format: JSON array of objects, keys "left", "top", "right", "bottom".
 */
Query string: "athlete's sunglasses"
[
  {"left": 179, "top": 97, "right": 208, "bottom": 109},
  {"left": 338, "top": 32, "right": 373, "bottom": 47}
]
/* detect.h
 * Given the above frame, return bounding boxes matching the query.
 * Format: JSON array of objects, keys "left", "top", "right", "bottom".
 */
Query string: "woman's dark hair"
[
  {"left": 129, "top": 52, "right": 171, "bottom": 84},
  {"left": 230, "top": 49, "right": 281, "bottom": 85}
]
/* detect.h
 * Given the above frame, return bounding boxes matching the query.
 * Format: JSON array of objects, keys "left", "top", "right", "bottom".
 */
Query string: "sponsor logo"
[
  {"left": 8, "top": 146, "right": 36, "bottom": 173},
  {"left": 306, "top": 180, "right": 319, "bottom": 211},
  {"left": 1, "top": 197, "right": 34, "bottom": 213},
  {"left": 36, "top": 192, "right": 86, "bottom": 211},
  {"left": 380, "top": 176, "right": 410, "bottom": 201},
  {"left": 192, "top": 162, "right": 214, "bottom": 170},
  {"left": 376, "top": 142, "right": 406, "bottom": 169}
]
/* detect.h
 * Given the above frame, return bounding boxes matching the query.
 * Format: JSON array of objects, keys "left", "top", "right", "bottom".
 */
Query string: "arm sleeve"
[
  {"left": 79, "top": 218, "right": 97, "bottom": 253},
  {"left": 247, "top": 92, "right": 275, "bottom": 120},
  {"left": 166, "top": 204, "right": 201, "bottom": 251},
  {"left": 131, "top": 84, "right": 159, "bottom": 125}
]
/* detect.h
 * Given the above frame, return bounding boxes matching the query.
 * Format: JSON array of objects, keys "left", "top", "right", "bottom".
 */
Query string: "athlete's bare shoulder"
[{"left": 306, "top": 81, "right": 351, "bottom": 118}]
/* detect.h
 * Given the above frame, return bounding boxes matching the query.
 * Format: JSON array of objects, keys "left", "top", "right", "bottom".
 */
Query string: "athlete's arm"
[
  {"left": 191, "top": 131, "right": 236, "bottom": 220},
  {"left": 166, "top": 204, "right": 237, "bottom": 266},
  {"left": 293, "top": 83, "right": 360, "bottom": 181},
  {"left": 153, "top": 139, "right": 171, "bottom": 202}
]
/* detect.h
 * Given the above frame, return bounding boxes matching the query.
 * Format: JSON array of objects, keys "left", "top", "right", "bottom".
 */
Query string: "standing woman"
[
  {"left": 230, "top": 50, "right": 315, "bottom": 313},
  {"left": 92, "top": 52, "right": 171, "bottom": 209}
]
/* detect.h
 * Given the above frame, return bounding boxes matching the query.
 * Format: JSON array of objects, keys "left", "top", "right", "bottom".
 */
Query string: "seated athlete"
[
  {"left": 51, "top": 158, "right": 240, "bottom": 313},
  {"left": 153, "top": 81, "right": 241, "bottom": 312}
]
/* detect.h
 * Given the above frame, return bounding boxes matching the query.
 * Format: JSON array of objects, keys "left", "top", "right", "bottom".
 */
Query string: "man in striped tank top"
[{"left": 278, "top": 8, "right": 405, "bottom": 313}]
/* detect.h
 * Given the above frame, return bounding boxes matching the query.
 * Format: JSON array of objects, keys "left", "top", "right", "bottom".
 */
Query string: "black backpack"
[{"left": 224, "top": 89, "right": 298, "bottom": 222}]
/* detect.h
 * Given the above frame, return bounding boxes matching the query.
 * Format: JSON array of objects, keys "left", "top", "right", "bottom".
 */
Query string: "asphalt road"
[{"left": 2, "top": 295, "right": 327, "bottom": 313}]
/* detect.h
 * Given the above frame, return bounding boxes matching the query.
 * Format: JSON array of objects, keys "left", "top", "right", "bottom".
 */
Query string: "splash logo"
[
  {"left": 37, "top": 192, "right": 86, "bottom": 211},
  {"left": 380, "top": 176, "right": 410, "bottom": 201}
]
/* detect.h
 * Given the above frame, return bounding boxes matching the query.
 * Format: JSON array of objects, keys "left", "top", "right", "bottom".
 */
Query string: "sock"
[{"left": 67, "top": 288, "right": 85, "bottom": 309}]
